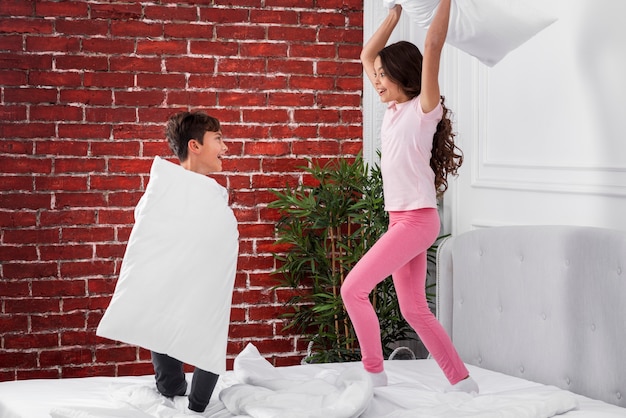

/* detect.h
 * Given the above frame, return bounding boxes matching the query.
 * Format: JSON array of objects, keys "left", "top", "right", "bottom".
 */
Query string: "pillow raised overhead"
[{"left": 383, "top": 0, "right": 557, "bottom": 67}]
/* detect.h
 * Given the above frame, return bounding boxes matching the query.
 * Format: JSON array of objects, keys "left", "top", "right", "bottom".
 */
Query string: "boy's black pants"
[{"left": 151, "top": 351, "right": 219, "bottom": 412}]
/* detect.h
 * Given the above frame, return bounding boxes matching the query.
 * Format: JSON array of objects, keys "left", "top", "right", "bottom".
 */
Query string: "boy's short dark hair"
[{"left": 165, "top": 111, "right": 221, "bottom": 162}]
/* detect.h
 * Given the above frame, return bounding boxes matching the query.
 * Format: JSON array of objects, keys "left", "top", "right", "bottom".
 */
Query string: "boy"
[{"left": 97, "top": 111, "right": 239, "bottom": 413}]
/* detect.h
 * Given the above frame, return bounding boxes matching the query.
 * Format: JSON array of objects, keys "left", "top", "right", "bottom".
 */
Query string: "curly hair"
[
  {"left": 165, "top": 110, "right": 221, "bottom": 162},
  {"left": 378, "top": 41, "right": 463, "bottom": 196}
]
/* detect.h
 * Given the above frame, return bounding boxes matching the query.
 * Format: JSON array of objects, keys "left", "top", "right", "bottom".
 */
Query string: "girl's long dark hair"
[{"left": 378, "top": 41, "right": 463, "bottom": 197}]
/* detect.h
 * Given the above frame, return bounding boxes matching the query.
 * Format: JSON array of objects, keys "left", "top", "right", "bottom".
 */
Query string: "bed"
[{"left": 1, "top": 225, "right": 625, "bottom": 418}]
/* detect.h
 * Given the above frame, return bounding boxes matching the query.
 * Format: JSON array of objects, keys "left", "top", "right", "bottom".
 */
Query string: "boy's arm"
[
  {"left": 360, "top": 5, "right": 402, "bottom": 89},
  {"left": 420, "top": 0, "right": 451, "bottom": 113}
]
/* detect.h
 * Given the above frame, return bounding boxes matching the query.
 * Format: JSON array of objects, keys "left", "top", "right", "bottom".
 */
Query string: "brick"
[
  {"left": 0, "top": 105, "right": 26, "bottom": 122},
  {"left": 163, "top": 22, "right": 213, "bottom": 39},
  {"left": 83, "top": 72, "right": 134, "bottom": 88},
  {"left": 251, "top": 174, "right": 299, "bottom": 189},
  {"left": 35, "top": 140, "right": 88, "bottom": 156},
  {"left": 31, "top": 312, "right": 87, "bottom": 332},
  {"left": 54, "top": 192, "right": 107, "bottom": 208},
  {"left": 57, "top": 123, "right": 111, "bottom": 140},
  {"left": 90, "top": 174, "right": 142, "bottom": 191},
  {"left": 238, "top": 75, "right": 287, "bottom": 90},
  {"left": 216, "top": 25, "right": 266, "bottom": 41},
  {"left": 28, "top": 70, "right": 82, "bottom": 87},
  {"left": 317, "top": 92, "right": 361, "bottom": 107},
  {"left": 60, "top": 226, "right": 115, "bottom": 243},
  {"left": 94, "top": 244, "right": 126, "bottom": 259},
  {"left": 60, "top": 330, "right": 99, "bottom": 346},
  {"left": 0, "top": 281, "right": 32, "bottom": 301},
  {"left": 61, "top": 364, "right": 116, "bottom": 378},
  {"left": 114, "top": 90, "right": 166, "bottom": 107},
  {"left": 55, "top": 55, "right": 109, "bottom": 72},
  {"left": 90, "top": 3, "right": 142, "bottom": 19},
  {"left": 0, "top": 70, "right": 28, "bottom": 86},
  {"left": 4, "top": 298, "right": 61, "bottom": 314},
  {"left": 292, "top": 139, "right": 341, "bottom": 156},
  {"left": 17, "top": 369, "right": 60, "bottom": 380},
  {"left": 267, "top": 58, "right": 313, "bottom": 75},
  {"left": 60, "top": 260, "right": 115, "bottom": 278},
  {"left": 0, "top": 155, "right": 51, "bottom": 173},
  {"left": 25, "top": 35, "right": 81, "bottom": 53},
  {"left": 215, "top": 57, "right": 264, "bottom": 74},
  {"left": 237, "top": 254, "right": 274, "bottom": 271},
  {"left": 0, "top": 192, "right": 52, "bottom": 210},
  {"left": 116, "top": 362, "right": 154, "bottom": 376},
  {"left": 268, "top": 26, "right": 316, "bottom": 42},
  {"left": 0, "top": 139, "right": 32, "bottom": 154},
  {"left": 97, "top": 208, "right": 134, "bottom": 225},
  {"left": 290, "top": 43, "right": 336, "bottom": 59},
  {"left": 0, "top": 1, "right": 35, "bottom": 17},
  {"left": 242, "top": 109, "right": 289, "bottom": 124},
  {"left": 85, "top": 107, "right": 136, "bottom": 123},
  {"left": 268, "top": 92, "right": 315, "bottom": 107},
  {"left": 228, "top": 322, "right": 274, "bottom": 338},
  {"left": 105, "top": 157, "right": 151, "bottom": 172},
  {"left": 34, "top": 1, "right": 88, "bottom": 17},
  {"left": 39, "top": 347, "right": 93, "bottom": 367},
  {"left": 0, "top": 315, "right": 28, "bottom": 333},
  {"left": 111, "top": 20, "right": 163, "bottom": 38},
  {"left": 240, "top": 42, "right": 288, "bottom": 58},
  {"left": 35, "top": 175, "right": 87, "bottom": 193},
  {"left": 3, "top": 87, "right": 56, "bottom": 104},
  {"left": 137, "top": 39, "right": 187, "bottom": 55},
  {"left": 319, "top": 124, "right": 361, "bottom": 139},
  {"left": 0, "top": 122, "right": 56, "bottom": 138},
  {"left": 137, "top": 73, "right": 186, "bottom": 89},
  {"left": 82, "top": 38, "right": 134, "bottom": 54},
  {"left": 200, "top": 7, "right": 249, "bottom": 23},
  {"left": 54, "top": 158, "right": 106, "bottom": 173},
  {"left": 299, "top": 11, "right": 345, "bottom": 26},
  {"left": 95, "top": 346, "right": 137, "bottom": 363},
  {"left": 2, "top": 262, "right": 58, "bottom": 280},
  {"left": 107, "top": 191, "right": 143, "bottom": 207},
  {"left": 144, "top": 4, "right": 197, "bottom": 21},
  {"left": 250, "top": 9, "right": 298, "bottom": 24},
  {"left": 60, "top": 89, "right": 113, "bottom": 106},
  {"left": 55, "top": 19, "right": 109, "bottom": 36},
  {"left": 269, "top": 124, "right": 317, "bottom": 140},
  {"left": 0, "top": 211, "right": 37, "bottom": 228},
  {"left": 317, "top": 60, "right": 361, "bottom": 76},
  {"left": 112, "top": 123, "right": 164, "bottom": 141},
  {"left": 39, "top": 209, "right": 95, "bottom": 225},
  {"left": 218, "top": 92, "right": 266, "bottom": 107},
  {"left": 110, "top": 56, "right": 161, "bottom": 72},
  {"left": 0, "top": 351, "right": 38, "bottom": 369},
  {"left": 0, "top": 245, "right": 38, "bottom": 262},
  {"left": 39, "top": 244, "right": 93, "bottom": 261},
  {"left": 0, "top": 19, "right": 53, "bottom": 35},
  {"left": 165, "top": 57, "right": 215, "bottom": 74},
  {"left": 244, "top": 141, "right": 290, "bottom": 156}
]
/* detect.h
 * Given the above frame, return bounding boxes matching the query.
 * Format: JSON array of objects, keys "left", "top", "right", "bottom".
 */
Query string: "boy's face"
[{"left": 189, "top": 130, "right": 227, "bottom": 174}]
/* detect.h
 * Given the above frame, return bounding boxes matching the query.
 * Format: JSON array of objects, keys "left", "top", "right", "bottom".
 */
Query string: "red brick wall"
[{"left": 0, "top": 0, "right": 363, "bottom": 381}]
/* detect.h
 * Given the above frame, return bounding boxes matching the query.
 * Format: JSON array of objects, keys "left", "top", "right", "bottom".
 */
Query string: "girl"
[{"left": 340, "top": 1, "right": 478, "bottom": 393}]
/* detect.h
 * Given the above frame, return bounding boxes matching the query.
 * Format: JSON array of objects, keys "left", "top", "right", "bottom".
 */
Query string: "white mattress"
[{"left": 1, "top": 356, "right": 624, "bottom": 418}]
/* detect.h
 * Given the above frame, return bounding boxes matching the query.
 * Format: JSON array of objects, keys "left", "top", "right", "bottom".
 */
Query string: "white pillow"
[{"left": 383, "top": 0, "right": 557, "bottom": 67}]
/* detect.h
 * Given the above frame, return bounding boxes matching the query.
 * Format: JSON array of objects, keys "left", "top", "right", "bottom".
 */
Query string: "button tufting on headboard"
[{"left": 436, "top": 225, "right": 626, "bottom": 408}]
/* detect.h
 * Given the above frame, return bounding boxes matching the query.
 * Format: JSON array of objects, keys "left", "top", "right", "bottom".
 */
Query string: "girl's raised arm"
[
  {"left": 360, "top": 5, "right": 402, "bottom": 89},
  {"left": 420, "top": 0, "right": 451, "bottom": 113}
]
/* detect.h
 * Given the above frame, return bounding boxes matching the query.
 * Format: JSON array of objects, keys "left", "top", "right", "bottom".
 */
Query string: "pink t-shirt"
[{"left": 380, "top": 95, "right": 443, "bottom": 211}]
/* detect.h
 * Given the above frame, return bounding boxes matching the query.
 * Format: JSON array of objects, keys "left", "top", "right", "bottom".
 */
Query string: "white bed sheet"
[{"left": 1, "top": 358, "right": 624, "bottom": 418}]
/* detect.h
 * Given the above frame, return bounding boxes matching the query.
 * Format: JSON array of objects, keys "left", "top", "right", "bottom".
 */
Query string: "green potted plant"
[{"left": 269, "top": 154, "right": 438, "bottom": 364}]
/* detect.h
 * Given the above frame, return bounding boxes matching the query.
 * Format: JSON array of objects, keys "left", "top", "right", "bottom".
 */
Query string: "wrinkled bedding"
[{"left": 6, "top": 343, "right": 623, "bottom": 418}]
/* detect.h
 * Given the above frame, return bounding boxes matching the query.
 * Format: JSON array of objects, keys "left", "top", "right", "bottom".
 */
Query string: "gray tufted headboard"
[{"left": 436, "top": 225, "right": 626, "bottom": 407}]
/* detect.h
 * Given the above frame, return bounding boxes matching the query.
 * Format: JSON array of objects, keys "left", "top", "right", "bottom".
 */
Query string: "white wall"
[{"left": 364, "top": 0, "right": 626, "bottom": 235}]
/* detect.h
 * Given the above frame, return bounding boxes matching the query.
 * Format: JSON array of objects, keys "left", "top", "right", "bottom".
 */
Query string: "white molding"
[{"left": 463, "top": 59, "right": 626, "bottom": 197}]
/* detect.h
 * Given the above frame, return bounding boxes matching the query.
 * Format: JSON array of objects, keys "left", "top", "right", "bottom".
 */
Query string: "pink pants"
[{"left": 341, "top": 208, "right": 469, "bottom": 385}]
